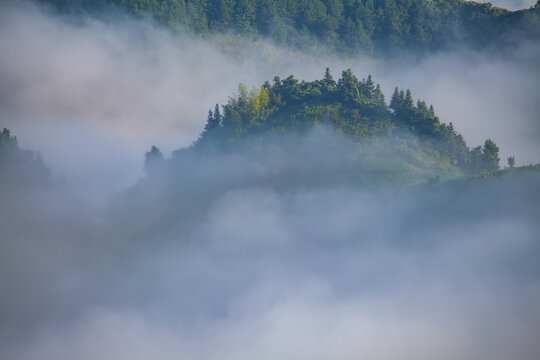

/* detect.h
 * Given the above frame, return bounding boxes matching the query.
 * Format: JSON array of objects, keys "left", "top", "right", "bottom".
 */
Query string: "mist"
[
  {"left": 2, "top": 123, "right": 540, "bottom": 359},
  {"left": 1, "top": 2, "right": 540, "bottom": 359},
  {"left": 481, "top": 0, "right": 537, "bottom": 10},
  {"left": 2, "top": 138, "right": 539, "bottom": 359},
  {"left": 2, "top": 2, "right": 540, "bottom": 204},
  {"left": 0, "top": 2, "right": 333, "bottom": 204}
]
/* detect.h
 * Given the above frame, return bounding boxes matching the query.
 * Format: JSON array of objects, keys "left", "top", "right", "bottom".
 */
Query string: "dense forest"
[
  {"left": 192, "top": 69, "right": 499, "bottom": 175},
  {"left": 35, "top": 0, "right": 540, "bottom": 54}
]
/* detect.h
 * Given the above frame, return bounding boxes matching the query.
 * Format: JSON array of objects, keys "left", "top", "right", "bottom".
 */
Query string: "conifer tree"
[
  {"left": 404, "top": 89, "right": 414, "bottom": 108},
  {"left": 390, "top": 87, "right": 401, "bottom": 112},
  {"left": 338, "top": 69, "right": 360, "bottom": 103},
  {"left": 144, "top": 145, "right": 164, "bottom": 174},
  {"left": 323, "top": 67, "right": 336, "bottom": 87},
  {"left": 213, "top": 104, "right": 222, "bottom": 126}
]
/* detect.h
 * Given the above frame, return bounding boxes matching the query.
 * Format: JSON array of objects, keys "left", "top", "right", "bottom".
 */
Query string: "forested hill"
[
  {"left": 119, "top": 65, "right": 534, "bottom": 235},
  {"left": 188, "top": 69, "right": 500, "bottom": 176},
  {"left": 34, "top": 0, "right": 540, "bottom": 55}
]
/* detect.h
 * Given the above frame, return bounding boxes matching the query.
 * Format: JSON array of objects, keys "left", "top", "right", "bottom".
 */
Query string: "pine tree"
[
  {"left": 213, "top": 104, "right": 222, "bottom": 126},
  {"left": 201, "top": 105, "right": 221, "bottom": 140},
  {"left": 323, "top": 67, "right": 336, "bottom": 88},
  {"left": 144, "top": 145, "right": 164, "bottom": 174},
  {"left": 404, "top": 89, "right": 414, "bottom": 108},
  {"left": 390, "top": 87, "right": 401, "bottom": 112},
  {"left": 337, "top": 69, "right": 360, "bottom": 103}
]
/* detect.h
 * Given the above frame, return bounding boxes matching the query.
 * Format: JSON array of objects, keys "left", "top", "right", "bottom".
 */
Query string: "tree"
[
  {"left": 144, "top": 145, "right": 164, "bottom": 174},
  {"left": 337, "top": 69, "right": 360, "bottom": 103},
  {"left": 234, "top": 0, "right": 256, "bottom": 33},
  {"left": 198, "top": 104, "right": 223, "bottom": 143},
  {"left": 0, "top": 128, "right": 18, "bottom": 148},
  {"left": 256, "top": 0, "right": 278, "bottom": 34},
  {"left": 482, "top": 139, "right": 500, "bottom": 171},
  {"left": 507, "top": 156, "right": 515, "bottom": 168},
  {"left": 213, "top": 103, "right": 222, "bottom": 125},
  {"left": 389, "top": 87, "right": 401, "bottom": 112},
  {"left": 201, "top": 107, "right": 220, "bottom": 136},
  {"left": 323, "top": 67, "right": 336, "bottom": 88},
  {"left": 359, "top": 74, "right": 375, "bottom": 98},
  {"left": 208, "top": 0, "right": 235, "bottom": 30},
  {"left": 404, "top": 89, "right": 414, "bottom": 108}
]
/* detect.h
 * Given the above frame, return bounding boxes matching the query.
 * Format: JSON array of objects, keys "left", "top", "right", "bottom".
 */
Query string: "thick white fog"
[
  {"left": 2, "top": 179, "right": 540, "bottom": 359},
  {"left": 1, "top": 2, "right": 540, "bottom": 360}
]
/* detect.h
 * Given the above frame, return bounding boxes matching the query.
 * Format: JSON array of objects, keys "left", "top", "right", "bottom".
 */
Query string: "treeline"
[
  {"left": 194, "top": 68, "right": 500, "bottom": 174},
  {"left": 35, "top": 0, "right": 540, "bottom": 55}
]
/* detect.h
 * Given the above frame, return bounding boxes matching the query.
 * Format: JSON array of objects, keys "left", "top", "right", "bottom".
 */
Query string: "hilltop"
[
  {"left": 188, "top": 68, "right": 498, "bottom": 177},
  {"left": 99, "top": 69, "right": 511, "bottom": 234}
]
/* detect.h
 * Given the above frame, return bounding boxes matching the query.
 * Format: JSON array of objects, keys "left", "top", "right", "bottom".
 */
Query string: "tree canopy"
[
  {"left": 35, "top": 0, "right": 540, "bottom": 56},
  {"left": 194, "top": 68, "right": 499, "bottom": 174}
]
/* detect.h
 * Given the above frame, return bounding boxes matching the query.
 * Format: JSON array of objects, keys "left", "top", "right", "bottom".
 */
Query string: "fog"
[
  {"left": 372, "top": 45, "right": 540, "bottom": 168},
  {"left": 1, "top": 2, "right": 540, "bottom": 359},
  {"left": 481, "top": 0, "right": 537, "bottom": 10},
  {"left": 2, "top": 144, "right": 540, "bottom": 358},
  {"left": 2, "top": 2, "right": 539, "bottom": 204}
]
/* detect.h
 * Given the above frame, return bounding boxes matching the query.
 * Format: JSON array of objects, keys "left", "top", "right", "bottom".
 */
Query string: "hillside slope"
[{"left": 33, "top": 0, "right": 540, "bottom": 55}]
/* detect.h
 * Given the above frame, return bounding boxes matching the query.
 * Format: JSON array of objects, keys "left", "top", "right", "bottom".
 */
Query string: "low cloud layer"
[{"left": 1, "top": 175, "right": 539, "bottom": 359}]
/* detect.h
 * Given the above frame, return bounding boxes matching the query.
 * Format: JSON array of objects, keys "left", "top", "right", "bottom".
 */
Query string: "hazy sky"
[{"left": 482, "top": 0, "right": 537, "bottom": 10}]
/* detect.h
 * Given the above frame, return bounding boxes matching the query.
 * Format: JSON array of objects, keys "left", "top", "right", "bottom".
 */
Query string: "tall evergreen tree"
[
  {"left": 390, "top": 87, "right": 401, "bottom": 112},
  {"left": 338, "top": 69, "right": 360, "bottom": 103},
  {"left": 323, "top": 67, "right": 337, "bottom": 91}
]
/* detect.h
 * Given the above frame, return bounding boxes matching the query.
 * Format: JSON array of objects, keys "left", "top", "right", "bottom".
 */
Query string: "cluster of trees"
[
  {"left": 388, "top": 87, "right": 499, "bottom": 172},
  {"left": 36, "top": 0, "right": 540, "bottom": 55},
  {"left": 195, "top": 68, "right": 500, "bottom": 174}
]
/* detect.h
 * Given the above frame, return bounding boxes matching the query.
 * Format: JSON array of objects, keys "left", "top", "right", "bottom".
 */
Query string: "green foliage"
[
  {"left": 466, "top": 139, "right": 501, "bottom": 174},
  {"left": 0, "top": 127, "right": 18, "bottom": 149},
  {"left": 36, "top": 0, "right": 540, "bottom": 56},
  {"left": 428, "top": 173, "right": 443, "bottom": 184},
  {"left": 482, "top": 139, "right": 500, "bottom": 171},
  {"left": 194, "top": 69, "right": 500, "bottom": 175},
  {"left": 507, "top": 156, "right": 515, "bottom": 168}
]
